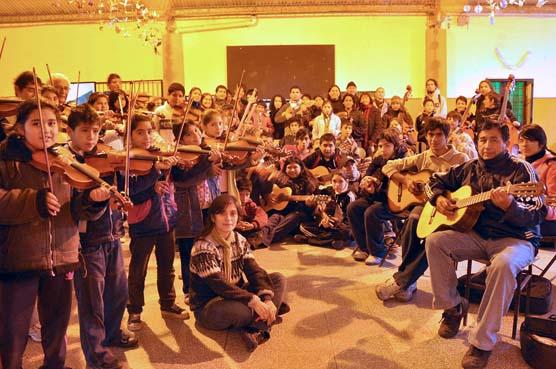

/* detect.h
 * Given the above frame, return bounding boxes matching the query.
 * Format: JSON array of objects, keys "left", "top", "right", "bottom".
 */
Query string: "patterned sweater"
[{"left": 189, "top": 232, "right": 274, "bottom": 311}]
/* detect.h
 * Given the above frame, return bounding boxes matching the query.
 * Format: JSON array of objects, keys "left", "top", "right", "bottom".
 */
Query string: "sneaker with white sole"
[
  {"left": 365, "top": 255, "right": 383, "bottom": 266},
  {"left": 394, "top": 282, "right": 417, "bottom": 302},
  {"left": 375, "top": 278, "right": 402, "bottom": 301}
]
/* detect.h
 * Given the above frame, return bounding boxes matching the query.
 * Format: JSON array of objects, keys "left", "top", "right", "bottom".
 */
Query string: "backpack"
[{"left": 520, "top": 313, "right": 556, "bottom": 369}]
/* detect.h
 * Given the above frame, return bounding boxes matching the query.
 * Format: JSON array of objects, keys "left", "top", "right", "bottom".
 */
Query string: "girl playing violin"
[
  {"left": 65, "top": 105, "right": 137, "bottom": 369},
  {"left": 171, "top": 120, "right": 221, "bottom": 304},
  {"left": 0, "top": 99, "right": 111, "bottom": 369},
  {"left": 125, "top": 114, "right": 189, "bottom": 332},
  {"left": 200, "top": 92, "right": 215, "bottom": 112},
  {"left": 89, "top": 92, "right": 125, "bottom": 150},
  {"left": 189, "top": 194, "right": 288, "bottom": 352}
]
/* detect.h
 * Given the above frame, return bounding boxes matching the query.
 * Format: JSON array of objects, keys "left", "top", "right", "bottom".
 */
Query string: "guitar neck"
[
  {"left": 455, "top": 189, "right": 493, "bottom": 209},
  {"left": 289, "top": 195, "right": 313, "bottom": 202}
]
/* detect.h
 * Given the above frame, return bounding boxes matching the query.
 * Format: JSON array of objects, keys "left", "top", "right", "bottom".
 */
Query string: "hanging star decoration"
[
  {"left": 54, "top": 0, "right": 162, "bottom": 54},
  {"left": 495, "top": 48, "right": 532, "bottom": 69}
]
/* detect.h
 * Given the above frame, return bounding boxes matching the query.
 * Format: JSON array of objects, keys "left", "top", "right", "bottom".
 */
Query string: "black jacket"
[{"left": 425, "top": 152, "right": 546, "bottom": 247}]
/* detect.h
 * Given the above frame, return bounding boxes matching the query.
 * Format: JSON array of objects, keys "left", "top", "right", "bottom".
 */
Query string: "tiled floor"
[{"left": 23, "top": 240, "right": 555, "bottom": 369}]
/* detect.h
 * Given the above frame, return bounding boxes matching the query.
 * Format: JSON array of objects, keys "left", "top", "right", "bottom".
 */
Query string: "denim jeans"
[{"left": 74, "top": 240, "right": 128, "bottom": 367}]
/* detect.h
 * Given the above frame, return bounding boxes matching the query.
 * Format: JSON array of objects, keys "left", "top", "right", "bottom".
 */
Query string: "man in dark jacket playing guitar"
[{"left": 424, "top": 120, "right": 546, "bottom": 369}]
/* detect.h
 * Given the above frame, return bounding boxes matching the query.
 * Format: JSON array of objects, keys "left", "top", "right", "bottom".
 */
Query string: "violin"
[
  {"left": 204, "top": 136, "right": 259, "bottom": 166},
  {"left": 31, "top": 145, "right": 133, "bottom": 210},
  {"left": 0, "top": 97, "right": 23, "bottom": 118}
]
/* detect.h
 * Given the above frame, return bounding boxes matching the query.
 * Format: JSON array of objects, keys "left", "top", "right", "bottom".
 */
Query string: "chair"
[{"left": 462, "top": 259, "right": 533, "bottom": 340}]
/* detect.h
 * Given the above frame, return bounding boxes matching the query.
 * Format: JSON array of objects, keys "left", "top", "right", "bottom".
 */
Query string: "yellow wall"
[
  {"left": 180, "top": 16, "right": 427, "bottom": 97},
  {"left": 0, "top": 23, "right": 162, "bottom": 97},
  {"left": 447, "top": 16, "right": 556, "bottom": 98}
]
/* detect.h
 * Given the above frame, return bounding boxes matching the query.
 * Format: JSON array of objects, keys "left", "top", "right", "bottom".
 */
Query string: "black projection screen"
[{"left": 226, "top": 45, "right": 335, "bottom": 99}]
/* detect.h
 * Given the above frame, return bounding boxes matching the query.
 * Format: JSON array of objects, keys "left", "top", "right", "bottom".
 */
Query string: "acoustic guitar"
[
  {"left": 416, "top": 182, "right": 545, "bottom": 239},
  {"left": 262, "top": 184, "right": 330, "bottom": 212},
  {"left": 387, "top": 170, "right": 433, "bottom": 213},
  {"left": 310, "top": 161, "right": 370, "bottom": 186}
]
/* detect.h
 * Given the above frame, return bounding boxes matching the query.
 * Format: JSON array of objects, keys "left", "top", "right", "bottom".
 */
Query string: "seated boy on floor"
[
  {"left": 296, "top": 172, "right": 355, "bottom": 249},
  {"left": 236, "top": 177, "right": 269, "bottom": 249}
]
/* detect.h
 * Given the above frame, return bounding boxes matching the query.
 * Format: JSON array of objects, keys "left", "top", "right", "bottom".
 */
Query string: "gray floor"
[{"left": 23, "top": 240, "right": 556, "bottom": 369}]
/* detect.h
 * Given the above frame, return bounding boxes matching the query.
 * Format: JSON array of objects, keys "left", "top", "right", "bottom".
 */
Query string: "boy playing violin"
[
  {"left": 66, "top": 105, "right": 138, "bottom": 369},
  {"left": 0, "top": 99, "right": 111, "bottom": 369}
]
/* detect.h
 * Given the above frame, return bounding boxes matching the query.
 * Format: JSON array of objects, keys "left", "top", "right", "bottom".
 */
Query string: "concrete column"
[
  {"left": 162, "top": 18, "right": 184, "bottom": 94},
  {"left": 425, "top": 12, "right": 447, "bottom": 95}
]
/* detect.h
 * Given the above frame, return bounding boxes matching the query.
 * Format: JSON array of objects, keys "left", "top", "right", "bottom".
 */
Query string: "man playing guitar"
[{"left": 424, "top": 120, "right": 545, "bottom": 369}]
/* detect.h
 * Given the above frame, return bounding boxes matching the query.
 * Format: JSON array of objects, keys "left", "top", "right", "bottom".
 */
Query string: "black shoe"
[
  {"left": 161, "top": 304, "right": 190, "bottom": 320},
  {"left": 277, "top": 302, "right": 291, "bottom": 316},
  {"left": 293, "top": 234, "right": 308, "bottom": 243},
  {"left": 438, "top": 298, "right": 469, "bottom": 338},
  {"left": 240, "top": 328, "right": 270, "bottom": 352},
  {"left": 461, "top": 345, "right": 491, "bottom": 369},
  {"left": 108, "top": 331, "right": 139, "bottom": 349}
]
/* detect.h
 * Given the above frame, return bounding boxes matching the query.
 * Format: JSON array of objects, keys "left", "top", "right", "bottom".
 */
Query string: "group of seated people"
[{"left": 0, "top": 70, "right": 554, "bottom": 369}]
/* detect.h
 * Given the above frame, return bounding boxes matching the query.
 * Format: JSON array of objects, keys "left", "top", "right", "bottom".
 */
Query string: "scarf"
[
  {"left": 525, "top": 148, "right": 546, "bottom": 164},
  {"left": 210, "top": 228, "right": 235, "bottom": 283}
]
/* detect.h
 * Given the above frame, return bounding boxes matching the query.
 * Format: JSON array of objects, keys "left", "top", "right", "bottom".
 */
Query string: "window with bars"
[{"left": 489, "top": 78, "right": 534, "bottom": 125}]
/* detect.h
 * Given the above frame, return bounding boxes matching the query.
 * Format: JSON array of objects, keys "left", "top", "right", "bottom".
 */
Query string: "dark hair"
[
  {"left": 215, "top": 84, "right": 227, "bottom": 93},
  {"left": 426, "top": 78, "right": 439, "bottom": 88},
  {"left": 189, "top": 87, "right": 202, "bottom": 97},
  {"left": 479, "top": 79, "right": 494, "bottom": 93},
  {"left": 320, "top": 133, "right": 336, "bottom": 144},
  {"left": 14, "top": 71, "right": 41, "bottom": 91},
  {"left": 358, "top": 92, "right": 372, "bottom": 105},
  {"left": 88, "top": 92, "right": 108, "bottom": 105},
  {"left": 168, "top": 82, "right": 185, "bottom": 95},
  {"left": 172, "top": 119, "right": 197, "bottom": 142},
  {"left": 280, "top": 157, "right": 317, "bottom": 191},
  {"left": 198, "top": 194, "right": 241, "bottom": 239},
  {"left": 295, "top": 127, "right": 310, "bottom": 141},
  {"left": 287, "top": 119, "right": 300, "bottom": 128},
  {"left": 236, "top": 177, "right": 253, "bottom": 192},
  {"left": 130, "top": 113, "right": 152, "bottom": 133},
  {"left": 16, "top": 98, "right": 60, "bottom": 126},
  {"left": 520, "top": 124, "right": 547, "bottom": 149},
  {"left": 256, "top": 100, "right": 266, "bottom": 107},
  {"left": 456, "top": 95, "right": 468, "bottom": 105},
  {"left": 477, "top": 119, "right": 510, "bottom": 142},
  {"left": 201, "top": 109, "right": 221, "bottom": 126},
  {"left": 422, "top": 97, "right": 435, "bottom": 107},
  {"left": 200, "top": 93, "right": 214, "bottom": 109},
  {"left": 346, "top": 81, "right": 357, "bottom": 88},
  {"left": 290, "top": 85, "right": 301, "bottom": 92},
  {"left": 301, "top": 94, "right": 312, "bottom": 100},
  {"left": 107, "top": 73, "right": 121, "bottom": 84},
  {"left": 327, "top": 84, "right": 341, "bottom": 99},
  {"left": 108, "top": 91, "right": 128, "bottom": 113},
  {"left": 342, "top": 94, "right": 356, "bottom": 104},
  {"left": 484, "top": 91, "right": 500, "bottom": 108},
  {"left": 67, "top": 104, "right": 99, "bottom": 130},
  {"left": 378, "top": 128, "right": 401, "bottom": 150},
  {"left": 446, "top": 111, "right": 462, "bottom": 122},
  {"left": 340, "top": 119, "right": 353, "bottom": 128},
  {"left": 424, "top": 117, "right": 451, "bottom": 138}
]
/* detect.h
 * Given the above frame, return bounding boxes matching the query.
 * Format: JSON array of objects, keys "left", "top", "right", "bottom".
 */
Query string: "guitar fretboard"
[{"left": 455, "top": 190, "right": 493, "bottom": 209}]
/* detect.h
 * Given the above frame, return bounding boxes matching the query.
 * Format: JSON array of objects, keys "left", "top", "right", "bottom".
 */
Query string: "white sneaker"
[
  {"left": 375, "top": 278, "right": 402, "bottom": 301},
  {"left": 365, "top": 255, "right": 383, "bottom": 266},
  {"left": 394, "top": 282, "right": 417, "bottom": 302}
]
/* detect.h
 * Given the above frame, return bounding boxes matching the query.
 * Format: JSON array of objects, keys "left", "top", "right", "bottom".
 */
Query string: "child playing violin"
[
  {"left": 0, "top": 99, "right": 111, "bottom": 369},
  {"left": 126, "top": 114, "right": 189, "bottom": 332},
  {"left": 171, "top": 120, "right": 221, "bottom": 305},
  {"left": 65, "top": 105, "right": 138, "bottom": 369}
]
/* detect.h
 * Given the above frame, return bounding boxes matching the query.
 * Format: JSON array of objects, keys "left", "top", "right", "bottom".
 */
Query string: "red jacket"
[{"left": 532, "top": 151, "right": 556, "bottom": 221}]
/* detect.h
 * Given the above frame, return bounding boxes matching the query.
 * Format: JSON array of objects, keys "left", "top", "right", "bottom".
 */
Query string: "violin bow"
[
  {"left": 223, "top": 69, "right": 245, "bottom": 150},
  {"left": 165, "top": 88, "right": 194, "bottom": 182},
  {"left": 237, "top": 88, "right": 257, "bottom": 136},
  {"left": 75, "top": 70, "right": 81, "bottom": 106},
  {"left": 46, "top": 64, "right": 53, "bottom": 86},
  {"left": 33, "top": 67, "right": 55, "bottom": 194},
  {"left": 124, "top": 82, "right": 137, "bottom": 197},
  {"left": 0, "top": 37, "right": 6, "bottom": 63}
]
